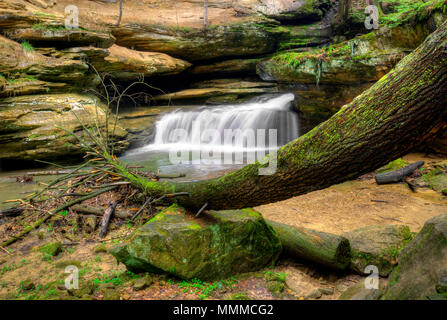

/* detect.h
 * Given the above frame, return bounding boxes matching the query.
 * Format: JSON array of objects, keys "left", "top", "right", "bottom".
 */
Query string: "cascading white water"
[{"left": 128, "top": 93, "right": 300, "bottom": 155}]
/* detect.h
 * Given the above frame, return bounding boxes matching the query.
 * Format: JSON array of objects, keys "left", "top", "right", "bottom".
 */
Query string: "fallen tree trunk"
[
  {"left": 375, "top": 161, "right": 425, "bottom": 185},
  {"left": 107, "top": 21, "right": 447, "bottom": 210},
  {"left": 99, "top": 201, "right": 118, "bottom": 238},
  {"left": 0, "top": 207, "right": 24, "bottom": 218},
  {"left": 266, "top": 220, "right": 351, "bottom": 270}
]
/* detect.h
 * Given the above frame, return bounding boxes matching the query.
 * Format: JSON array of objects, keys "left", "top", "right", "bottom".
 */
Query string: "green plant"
[{"left": 21, "top": 41, "right": 34, "bottom": 53}]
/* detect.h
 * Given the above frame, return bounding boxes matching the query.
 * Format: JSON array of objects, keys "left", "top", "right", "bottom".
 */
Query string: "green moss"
[
  {"left": 377, "top": 158, "right": 409, "bottom": 173},
  {"left": 38, "top": 241, "right": 62, "bottom": 257}
]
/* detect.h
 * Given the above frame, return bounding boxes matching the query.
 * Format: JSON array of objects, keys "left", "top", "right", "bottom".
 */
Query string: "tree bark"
[
  {"left": 109, "top": 21, "right": 447, "bottom": 210},
  {"left": 266, "top": 220, "right": 351, "bottom": 270}
]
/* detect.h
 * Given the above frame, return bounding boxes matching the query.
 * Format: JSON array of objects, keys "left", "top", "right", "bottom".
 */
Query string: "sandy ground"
[{"left": 256, "top": 153, "right": 447, "bottom": 234}]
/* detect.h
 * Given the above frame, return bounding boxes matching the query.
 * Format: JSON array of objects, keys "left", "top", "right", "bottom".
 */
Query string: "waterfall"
[{"left": 127, "top": 93, "right": 300, "bottom": 155}]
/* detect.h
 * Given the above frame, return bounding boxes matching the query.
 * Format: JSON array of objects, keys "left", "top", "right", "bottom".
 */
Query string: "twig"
[
  {"left": 1, "top": 186, "right": 117, "bottom": 247},
  {"left": 0, "top": 246, "right": 12, "bottom": 256},
  {"left": 131, "top": 197, "right": 152, "bottom": 221},
  {"left": 195, "top": 202, "right": 208, "bottom": 217}
]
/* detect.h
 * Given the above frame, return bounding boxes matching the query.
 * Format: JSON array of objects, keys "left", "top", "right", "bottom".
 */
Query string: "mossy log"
[
  {"left": 108, "top": 21, "right": 447, "bottom": 210},
  {"left": 375, "top": 161, "right": 424, "bottom": 184},
  {"left": 266, "top": 220, "right": 351, "bottom": 270}
]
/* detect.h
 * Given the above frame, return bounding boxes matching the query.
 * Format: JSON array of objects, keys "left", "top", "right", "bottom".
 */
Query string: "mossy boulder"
[
  {"left": 110, "top": 205, "right": 282, "bottom": 280},
  {"left": 343, "top": 225, "right": 413, "bottom": 277},
  {"left": 382, "top": 214, "right": 447, "bottom": 300},
  {"left": 38, "top": 241, "right": 62, "bottom": 257}
]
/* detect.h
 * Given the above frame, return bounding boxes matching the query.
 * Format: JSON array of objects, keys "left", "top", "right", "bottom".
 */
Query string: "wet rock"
[
  {"left": 152, "top": 80, "right": 278, "bottom": 104},
  {"left": 382, "top": 214, "right": 447, "bottom": 300},
  {"left": 110, "top": 205, "right": 282, "bottom": 280},
  {"left": 343, "top": 225, "right": 413, "bottom": 277}
]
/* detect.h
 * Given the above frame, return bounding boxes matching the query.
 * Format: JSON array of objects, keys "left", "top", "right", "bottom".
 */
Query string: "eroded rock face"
[
  {"left": 113, "top": 20, "right": 286, "bottom": 61},
  {"left": 0, "top": 93, "right": 128, "bottom": 161},
  {"left": 233, "top": 0, "right": 330, "bottom": 22},
  {"left": 0, "top": 35, "right": 95, "bottom": 97},
  {"left": 382, "top": 214, "right": 447, "bottom": 300},
  {"left": 110, "top": 205, "right": 282, "bottom": 280},
  {"left": 343, "top": 225, "right": 414, "bottom": 277},
  {"left": 91, "top": 45, "right": 191, "bottom": 81}
]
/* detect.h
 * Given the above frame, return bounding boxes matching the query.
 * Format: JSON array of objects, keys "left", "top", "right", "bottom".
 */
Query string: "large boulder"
[
  {"left": 258, "top": 21, "right": 444, "bottom": 85},
  {"left": 110, "top": 205, "right": 282, "bottom": 280},
  {"left": 343, "top": 225, "right": 414, "bottom": 277},
  {"left": 91, "top": 44, "right": 191, "bottom": 81},
  {"left": 0, "top": 93, "right": 128, "bottom": 161},
  {"left": 381, "top": 214, "right": 447, "bottom": 300}
]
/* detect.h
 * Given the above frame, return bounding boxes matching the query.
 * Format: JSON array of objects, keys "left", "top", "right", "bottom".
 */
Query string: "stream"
[{"left": 0, "top": 93, "right": 300, "bottom": 208}]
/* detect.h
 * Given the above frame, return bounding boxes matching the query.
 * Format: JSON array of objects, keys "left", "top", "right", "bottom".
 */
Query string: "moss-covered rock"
[
  {"left": 39, "top": 241, "right": 62, "bottom": 257},
  {"left": 110, "top": 205, "right": 282, "bottom": 280},
  {"left": 382, "top": 213, "right": 447, "bottom": 300},
  {"left": 343, "top": 225, "right": 413, "bottom": 277}
]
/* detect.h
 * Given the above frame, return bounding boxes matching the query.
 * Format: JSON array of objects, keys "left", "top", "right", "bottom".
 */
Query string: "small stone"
[
  {"left": 102, "top": 289, "right": 120, "bottom": 300},
  {"left": 305, "top": 289, "right": 322, "bottom": 299},
  {"left": 436, "top": 276, "right": 447, "bottom": 294},
  {"left": 319, "top": 287, "right": 335, "bottom": 295},
  {"left": 21, "top": 278, "right": 35, "bottom": 291},
  {"left": 133, "top": 277, "right": 153, "bottom": 291},
  {"left": 336, "top": 284, "right": 347, "bottom": 292},
  {"left": 100, "top": 282, "right": 116, "bottom": 289}
]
